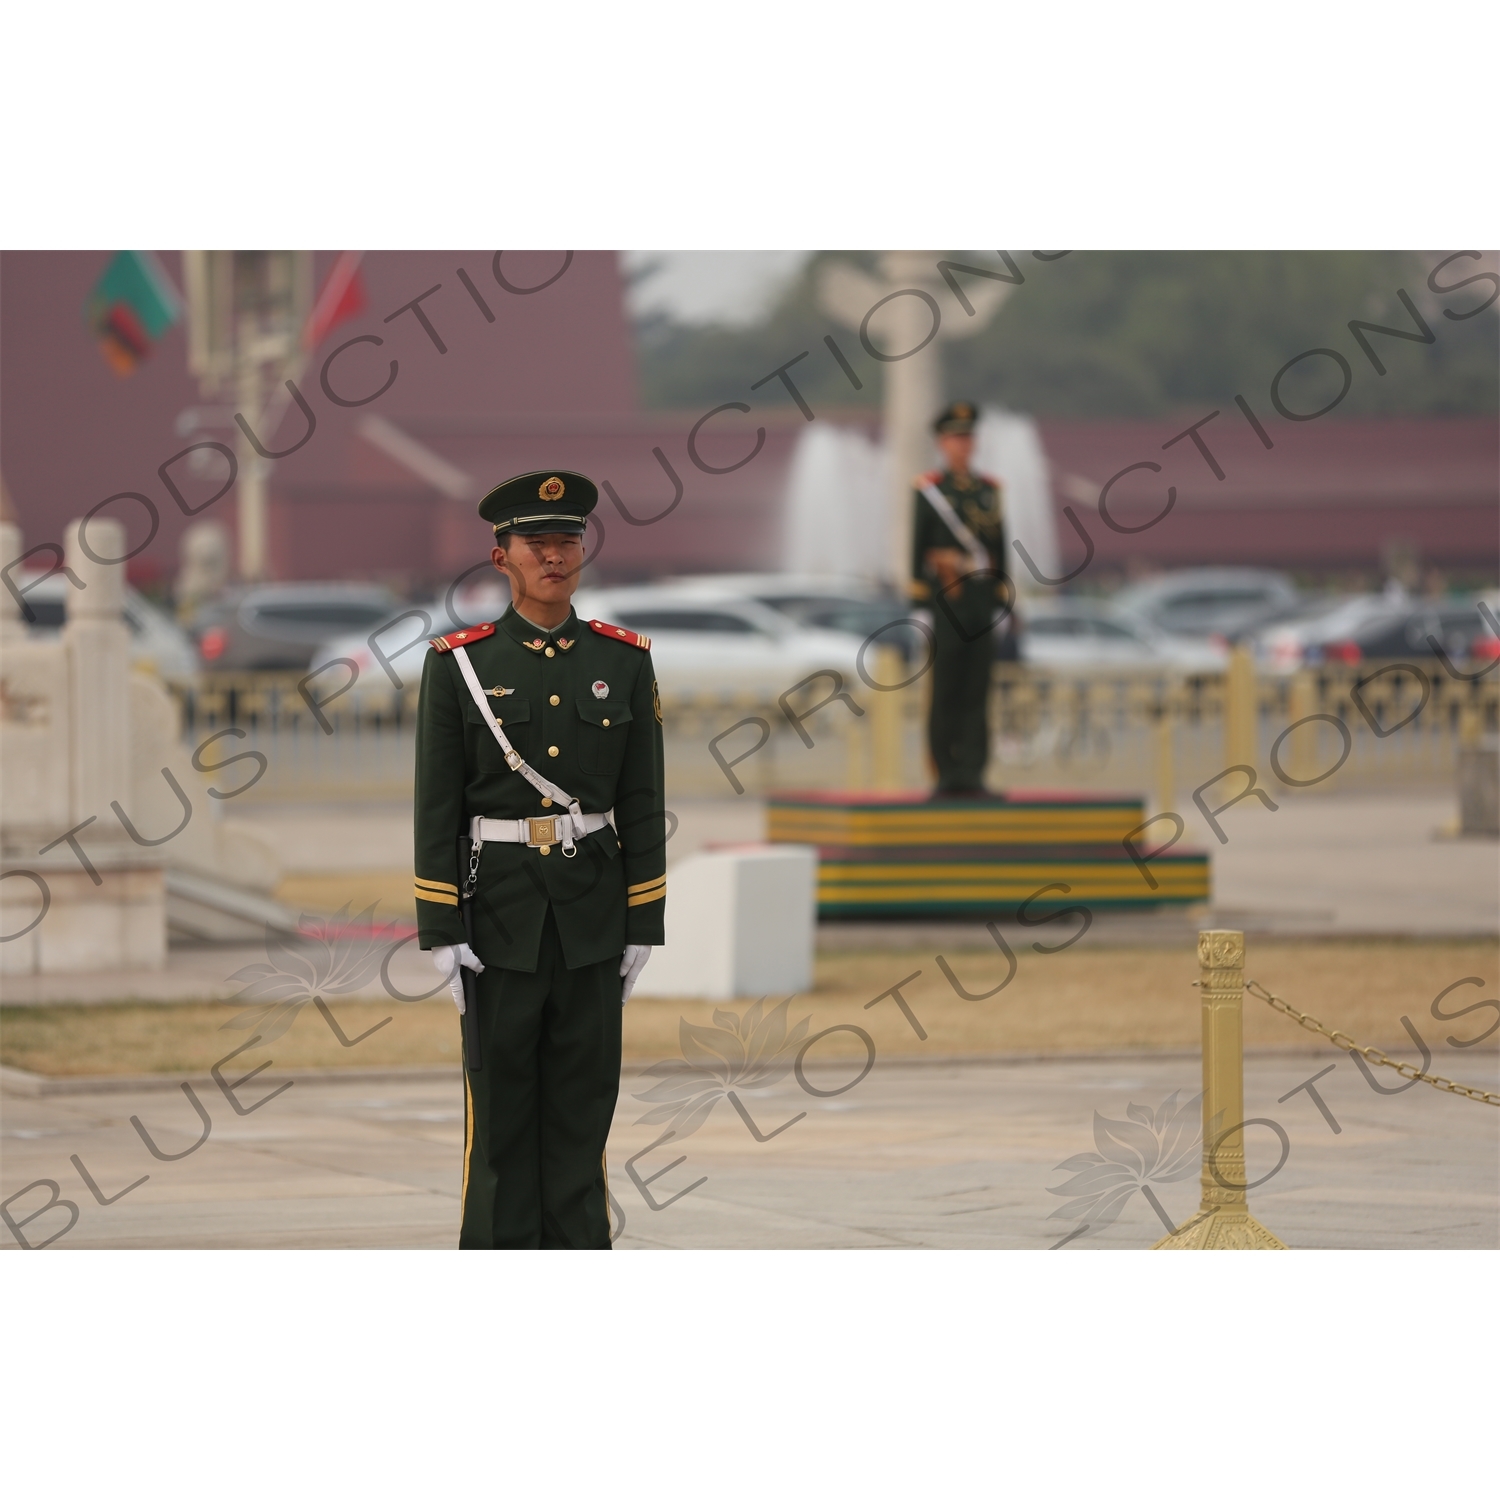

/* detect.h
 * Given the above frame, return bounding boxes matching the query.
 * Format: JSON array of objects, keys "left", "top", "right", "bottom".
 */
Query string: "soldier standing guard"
[
  {"left": 909, "top": 401, "right": 1011, "bottom": 797},
  {"left": 413, "top": 470, "right": 666, "bottom": 1249}
]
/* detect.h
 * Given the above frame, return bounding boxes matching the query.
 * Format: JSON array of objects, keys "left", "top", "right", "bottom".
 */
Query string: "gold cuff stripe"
[
  {"left": 626, "top": 875, "right": 667, "bottom": 895},
  {"left": 627, "top": 888, "right": 666, "bottom": 907},
  {"left": 415, "top": 887, "right": 459, "bottom": 906},
  {"left": 415, "top": 876, "right": 458, "bottom": 894}
]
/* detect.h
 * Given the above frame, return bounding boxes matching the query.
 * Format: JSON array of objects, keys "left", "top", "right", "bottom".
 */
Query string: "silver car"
[
  {"left": 1114, "top": 567, "right": 1300, "bottom": 641},
  {"left": 1021, "top": 599, "right": 1227, "bottom": 672}
]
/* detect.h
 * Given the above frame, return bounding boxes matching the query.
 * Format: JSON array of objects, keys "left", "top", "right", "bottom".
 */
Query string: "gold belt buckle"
[{"left": 526, "top": 816, "right": 559, "bottom": 848}]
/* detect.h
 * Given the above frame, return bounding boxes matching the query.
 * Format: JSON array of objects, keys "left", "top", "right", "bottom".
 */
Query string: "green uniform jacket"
[
  {"left": 909, "top": 468, "right": 1008, "bottom": 620},
  {"left": 413, "top": 604, "right": 667, "bottom": 971}
]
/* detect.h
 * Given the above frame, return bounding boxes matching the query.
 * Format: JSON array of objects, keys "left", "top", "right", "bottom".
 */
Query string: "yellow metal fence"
[{"left": 169, "top": 650, "right": 1498, "bottom": 803}]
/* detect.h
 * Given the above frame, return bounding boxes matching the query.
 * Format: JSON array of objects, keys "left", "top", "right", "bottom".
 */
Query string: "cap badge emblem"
[
  {"left": 539, "top": 476, "right": 566, "bottom": 501},
  {"left": 592, "top": 680, "right": 609, "bottom": 699}
]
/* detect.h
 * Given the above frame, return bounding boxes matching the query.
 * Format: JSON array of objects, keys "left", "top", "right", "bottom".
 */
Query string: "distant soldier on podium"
[{"left": 910, "top": 401, "right": 1011, "bottom": 798}]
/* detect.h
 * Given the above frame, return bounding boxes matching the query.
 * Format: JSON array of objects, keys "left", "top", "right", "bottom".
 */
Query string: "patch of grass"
[{"left": 3, "top": 939, "right": 1494, "bottom": 1078}]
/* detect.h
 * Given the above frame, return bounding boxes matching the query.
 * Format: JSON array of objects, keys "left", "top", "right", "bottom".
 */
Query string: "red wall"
[{"left": 0, "top": 250, "right": 637, "bottom": 585}]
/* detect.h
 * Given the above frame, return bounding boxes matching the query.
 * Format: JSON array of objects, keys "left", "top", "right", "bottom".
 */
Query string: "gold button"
[
  {"left": 539, "top": 844, "right": 551, "bottom": 855},
  {"left": 541, "top": 797, "right": 552, "bottom": 807},
  {"left": 602, "top": 718, "right": 610, "bottom": 727},
  {"left": 549, "top": 694, "right": 560, "bottom": 706},
  {"left": 545, "top": 646, "right": 555, "bottom": 657},
  {"left": 495, "top": 717, "right": 503, "bottom": 725},
  {"left": 548, "top": 745, "right": 559, "bottom": 757}
]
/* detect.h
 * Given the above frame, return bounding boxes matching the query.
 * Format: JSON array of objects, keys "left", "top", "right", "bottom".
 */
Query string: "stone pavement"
[{"left": 4, "top": 1051, "right": 1495, "bottom": 1250}]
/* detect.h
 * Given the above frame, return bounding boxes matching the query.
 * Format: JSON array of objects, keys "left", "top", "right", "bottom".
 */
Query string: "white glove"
[
  {"left": 619, "top": 944, "right": 652, "bottom": 1005},
  {"left": 430, "top": 943, "right": 484, "bottom": 1014}
]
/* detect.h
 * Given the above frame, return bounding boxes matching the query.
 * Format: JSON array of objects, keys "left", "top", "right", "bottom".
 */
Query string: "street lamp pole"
[{"left": 182, "top": 251, "right": 311, "bottom": 581}]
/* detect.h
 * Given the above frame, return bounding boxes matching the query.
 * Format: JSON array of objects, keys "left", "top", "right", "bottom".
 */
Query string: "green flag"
[{"left": 85, "top": 250, "right": 182, "bottom": 375}]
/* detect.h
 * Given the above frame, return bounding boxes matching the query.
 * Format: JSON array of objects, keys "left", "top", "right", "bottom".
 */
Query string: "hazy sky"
[{"left": 622, "top": 250, "right": 811, "bottom": 326}]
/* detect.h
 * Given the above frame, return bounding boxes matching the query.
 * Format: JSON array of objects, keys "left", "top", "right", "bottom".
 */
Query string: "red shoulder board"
[
  {"left": 589, "top": 619, "right": 651, "bottom": 650},
  {"left": 428, "top": 621, "right": 496, "bottom": 653}
]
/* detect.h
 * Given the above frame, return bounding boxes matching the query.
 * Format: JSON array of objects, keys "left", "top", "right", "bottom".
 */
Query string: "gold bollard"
[
  {"left": 1223, "top": 645, "right": 1258, "bottom": 770},
  {"left": 1153, "top": 697, "right": 1175, "bottom": 819},
  {"left": 1153, "top": 930, "right": 1287, "bottom": 1249},
  {"left": 1286, "top": 668, "right": 1319, "bottom": 786},
  {"left": 869, "top": 645, "right": 906, "bottom": 790}
]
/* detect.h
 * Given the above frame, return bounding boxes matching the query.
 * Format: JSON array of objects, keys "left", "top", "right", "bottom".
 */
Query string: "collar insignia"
[
  {"left": 558, "top": 637, "right": 575, "bottom": 651},
  {"left": 523, "top": 637, "right": 546, "bottom": 651}
]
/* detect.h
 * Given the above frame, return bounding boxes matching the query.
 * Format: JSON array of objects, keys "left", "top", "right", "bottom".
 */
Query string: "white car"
[
  {"left": 653, "top": 572, "right": 923, "bottom": 658},
  {"left": 1020, "top": 600, "right": 1227, "bottom": 673},
  {"left": 308, "top": 578, "right": 510, "bottom": 710},
  {"left": 15, "top": 569, "right": 200, "bottom": 687},
  {"left": 573, "top": 585, "right": 865, "bottom": 699}
]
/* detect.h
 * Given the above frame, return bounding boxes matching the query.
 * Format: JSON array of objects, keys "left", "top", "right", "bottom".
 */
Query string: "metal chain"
[{"left": 1244, "top": 979, "right": 1500, "bottom": 1107}]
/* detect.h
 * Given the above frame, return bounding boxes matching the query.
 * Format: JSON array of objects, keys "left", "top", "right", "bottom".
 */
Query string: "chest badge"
[
  {"left": 592, "top": 680, "right": 609, "bottom": 699},
  {"left": 486, "top": 685, "right": 515, "bottom": 697}
]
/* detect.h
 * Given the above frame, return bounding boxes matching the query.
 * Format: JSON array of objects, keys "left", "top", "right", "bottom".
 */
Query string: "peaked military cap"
[
  {"left": 478, "top": 470, "right": 598, "bottom": 536},
  {"left": 933, "top": 400, "right": 979, "bottom": 436}
]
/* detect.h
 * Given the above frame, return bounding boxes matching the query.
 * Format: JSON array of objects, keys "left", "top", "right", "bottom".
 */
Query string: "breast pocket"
[
  {"left": 575, "top": 698, "right": 632, "bottom": 776},
  {"left": 465, "top": 696, "right": 531, "bottom": 770}
]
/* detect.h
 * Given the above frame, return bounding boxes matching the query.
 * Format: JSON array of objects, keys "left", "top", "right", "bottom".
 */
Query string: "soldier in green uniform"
[
  {"left": 413, "top": 470, "right": 666, "bottom": 1250},
  {"left": 909, "top": 401, "right": 1010, "bottom": 797}
]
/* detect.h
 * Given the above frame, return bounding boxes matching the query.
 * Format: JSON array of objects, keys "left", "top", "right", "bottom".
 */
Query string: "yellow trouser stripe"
[
  {"left": 415, "top": 887, "right": 459, "bottom": 906},
  {"left": 627, "top": 887, "right": 665, "bottom": 907},
  {"left": 626, "top": 875, "right": 666, "bottom": 895},
  {"left": 415, "top": 876, "right": 458, "bottom": 894},
  {"left": 461, "top": 1071, "right": 475, "bottom": 1213}
]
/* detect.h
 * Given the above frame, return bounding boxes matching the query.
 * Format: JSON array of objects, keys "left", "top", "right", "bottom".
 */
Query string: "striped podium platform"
[{"left": 766, "top": 791, "right": 1209, "bottom": 920}]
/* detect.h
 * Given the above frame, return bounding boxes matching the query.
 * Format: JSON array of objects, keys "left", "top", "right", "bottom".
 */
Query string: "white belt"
[{"left": 470, "top": 811, "right": 612, "bottom": 852}]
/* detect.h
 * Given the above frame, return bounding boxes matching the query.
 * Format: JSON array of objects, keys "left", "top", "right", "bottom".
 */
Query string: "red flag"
[{"left": 304, "top": 251, "right": 367, "bottom": 349}]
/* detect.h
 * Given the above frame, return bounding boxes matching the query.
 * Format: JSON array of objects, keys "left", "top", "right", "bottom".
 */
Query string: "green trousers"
[
  {"left": 929, "top": 583, "right": 995, "bottom": 794},
  {"left": 459, "top": 907, "right": 622, "bottom": 1250}
]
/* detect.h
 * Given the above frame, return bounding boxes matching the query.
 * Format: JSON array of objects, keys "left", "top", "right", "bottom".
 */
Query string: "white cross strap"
[
  {"left": 920, "top": 482, "right": 991, "bottom": 575},
  {"left": 451, "top": 644, "right": 587, "bottom": 853}
]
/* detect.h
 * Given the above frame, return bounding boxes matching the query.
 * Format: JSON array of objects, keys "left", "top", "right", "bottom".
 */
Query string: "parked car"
[
  {"left": 190, "top": 583, "right": 404, "bottom": 671},
  {"left": 651, "top": 573, "right": 924, "bottom": 659},
  {"left": 15, "top": 569, "right": 200, "bottom": 686},
  {"left": 1020, "top": 599, "right": 1228, "bottom": 672},
  {"left": 1114, "top": 568, "right": 1300, "bottom": 641},
  {"left": 570, "top": 585, "right": 864, "bottom": 697},
  {"left": 1254, "top": 594, "right": 1500, "bottom": 671},
  {"left": 308, "top": 578, "right": 511, "bottom": 709}
]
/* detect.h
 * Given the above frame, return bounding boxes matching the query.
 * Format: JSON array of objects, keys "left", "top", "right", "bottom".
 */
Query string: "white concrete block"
[{"left": 634, "top": 844, "right": 817, "bottom": 1001}]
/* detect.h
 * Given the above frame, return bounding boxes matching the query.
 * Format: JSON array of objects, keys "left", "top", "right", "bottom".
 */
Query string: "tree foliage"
[{"left": 636, "top": 251, "right": 1498, "bottom": 419}]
